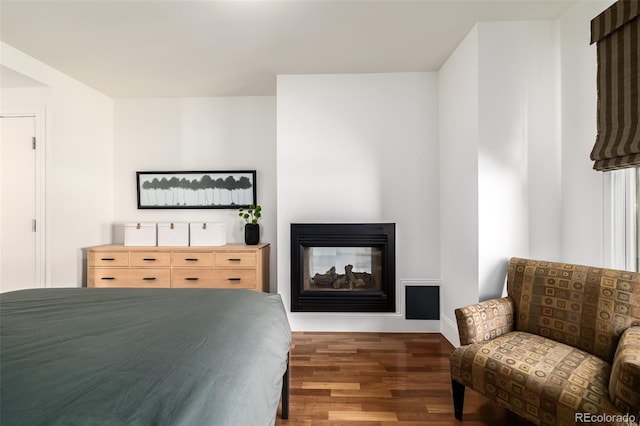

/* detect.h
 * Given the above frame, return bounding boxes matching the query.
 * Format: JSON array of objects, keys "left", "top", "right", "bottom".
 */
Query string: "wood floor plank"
[
  {"left": 329, "top": 411, "right": 398, "bottom": 421},
  {"left": 331, "top": 389, "right": 394, "bottom": 398},
  {"left": 276, "top": 332, "right": 535, "bottom": 426},
  {"left": 302, "top": 382, "right": 361, "bottom": 390}
]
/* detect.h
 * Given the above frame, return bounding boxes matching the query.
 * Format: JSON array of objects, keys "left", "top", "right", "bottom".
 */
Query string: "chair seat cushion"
[{"left": 450, "top": 331, "right": 626, "bottom": 426}]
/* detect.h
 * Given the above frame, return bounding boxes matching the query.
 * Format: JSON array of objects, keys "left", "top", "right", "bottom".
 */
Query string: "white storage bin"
[
  {"left": 157, "top": 222, "right": 189, "bottom": 247},
  {"left": 189, "top": 222, "right": 227, "bottom": 246},
  {"left": 124, "top": 223, "right": 157, "bottom": 246}
]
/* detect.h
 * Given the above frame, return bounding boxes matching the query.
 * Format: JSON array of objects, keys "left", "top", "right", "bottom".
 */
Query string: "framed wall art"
[{"left": 136, "top": 170, "right": 257, "bottom": 209}]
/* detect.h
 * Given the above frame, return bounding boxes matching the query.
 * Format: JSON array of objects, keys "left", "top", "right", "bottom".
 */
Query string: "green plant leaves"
[{"left": 238, "top": 204, "right": 262, "bottom": 224}]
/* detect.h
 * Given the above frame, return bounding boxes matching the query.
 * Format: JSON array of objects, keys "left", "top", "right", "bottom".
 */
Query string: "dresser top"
[{"left": 87, "top": 243, "right": 269, "bottom": 252}]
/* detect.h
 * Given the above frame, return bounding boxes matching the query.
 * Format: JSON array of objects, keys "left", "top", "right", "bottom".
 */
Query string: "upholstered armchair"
[{"left": 450, "top": 258, "right": 640, "bottom": 426}]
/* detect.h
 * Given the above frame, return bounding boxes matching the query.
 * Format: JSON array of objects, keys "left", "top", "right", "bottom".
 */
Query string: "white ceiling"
[{"left": 0, "top": 0, "right": 576, "bottom": 98}]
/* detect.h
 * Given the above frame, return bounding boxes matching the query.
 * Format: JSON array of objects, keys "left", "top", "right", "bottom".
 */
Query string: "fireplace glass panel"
[{"left": 303, "top": 246, "right": 382, "bottom": 291}]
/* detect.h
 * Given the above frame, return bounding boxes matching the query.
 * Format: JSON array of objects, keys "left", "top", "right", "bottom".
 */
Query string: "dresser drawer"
[
  {"left": 172, "top": 269, "right": 256, "bottom": 289},
  {"left": 130, "top": 252, "right": 171, "bottom": 267},
  {"left": 172, "top": 269, "right": 215, "bottom": 288},
  {"left": 215, "top": 252, "right": 256, "bottom": 268},
  {"left": 89, "top": 268, "right": 171, "bottom": 288},
  {"left": 89, "top": 252, "right": 129, "bottom": 267},
  {"left": 211, "top": 269, "right": 257, "bottom": 289},
  {"left": 172, "top": 252, "right": 214, "bottom": 267}
]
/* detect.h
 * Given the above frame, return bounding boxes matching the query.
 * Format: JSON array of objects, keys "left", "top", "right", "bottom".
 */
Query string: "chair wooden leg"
[{"left": 452, "top": 379, "right": 465, "bottom": 420}]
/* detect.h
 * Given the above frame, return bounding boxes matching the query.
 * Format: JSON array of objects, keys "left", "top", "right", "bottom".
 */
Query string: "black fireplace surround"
[{"left": 290, "top": 223, "right": 396, "bottom": 312}]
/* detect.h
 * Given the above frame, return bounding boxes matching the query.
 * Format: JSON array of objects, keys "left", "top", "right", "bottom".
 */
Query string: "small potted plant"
[{"left": 238, "top": 204, "right": 262, "bottom": 245}]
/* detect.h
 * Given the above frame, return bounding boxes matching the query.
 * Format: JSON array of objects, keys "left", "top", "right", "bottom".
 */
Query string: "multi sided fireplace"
[{"left": 290, "top": 223, "right": 395, "bottom": 312}]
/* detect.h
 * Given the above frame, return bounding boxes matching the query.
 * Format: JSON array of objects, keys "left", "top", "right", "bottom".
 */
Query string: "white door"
[{"left": 0, "top": 116, "right": 37, "bottom": 292}]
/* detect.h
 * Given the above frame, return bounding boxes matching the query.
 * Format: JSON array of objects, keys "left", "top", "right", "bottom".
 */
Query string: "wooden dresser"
[{"left": 87, "top": 244, "right": 269, "bottom": 292}]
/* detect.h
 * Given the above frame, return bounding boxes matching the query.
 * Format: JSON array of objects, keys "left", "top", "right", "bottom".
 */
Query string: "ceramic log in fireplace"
[{"left": 290, "top": 223, "right": 395, "bottom": 312}]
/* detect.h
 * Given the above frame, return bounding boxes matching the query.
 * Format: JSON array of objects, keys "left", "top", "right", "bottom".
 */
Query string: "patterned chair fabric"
[
  {"left": 454, "top": 297, "right": 514, "bottom": 345},
  {"left": 450, "top": 258, "right": 640, "bottom": 426},
  {"left": 610, "top": 326, "right": 640, "bottom": 417},
  {"left": 508, "top": 258, "right": 640, "bottom": 364}
]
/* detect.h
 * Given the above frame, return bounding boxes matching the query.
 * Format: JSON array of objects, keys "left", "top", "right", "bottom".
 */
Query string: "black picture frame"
[{"left": 136, "top": 170, "right": 257, "bottom": 209}]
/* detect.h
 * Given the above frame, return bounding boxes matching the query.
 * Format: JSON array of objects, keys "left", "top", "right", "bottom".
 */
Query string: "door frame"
[{"left": 0, "top": 107, "right": 47, "bottom": 288}]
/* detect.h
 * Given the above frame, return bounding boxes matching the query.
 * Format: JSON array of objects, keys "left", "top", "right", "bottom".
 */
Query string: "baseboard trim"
[{"left": 440, "top": 313, "right": 460, "bottom": 347}]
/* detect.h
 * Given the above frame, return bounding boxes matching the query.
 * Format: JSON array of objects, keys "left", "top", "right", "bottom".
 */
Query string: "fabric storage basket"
[
  {"left": 124, "top": 223, "right": 157, "bottom": 246},
  {"left": 189, "top": 222, "right": 226, "bottom": 246},
  {"left": 157, "top": 222, "right": 189, "bottom": 246}
]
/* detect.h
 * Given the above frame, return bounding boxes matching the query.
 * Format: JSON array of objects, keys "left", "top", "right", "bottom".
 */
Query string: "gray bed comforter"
[{"left": 0, "top": 288, "right": 291, "bottom": 426}]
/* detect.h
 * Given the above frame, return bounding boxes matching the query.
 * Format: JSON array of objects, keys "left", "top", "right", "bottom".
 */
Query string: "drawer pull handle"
[
  {"left": 185, "top": 258, "right": 199, "bottom": 262},
  {"left": 143, "top": 258, "right": 156, "bottom": 261},
  {"left": 101, "top": 258, "right": 115, "bottom": 261},
  {"left": 101, "top": 277, "right": 115, "bottom": 280},
  {"left": 185, "top": 277, "right": 199, "bottom": 281},
  {"left": 228, "top": 258, "right": 242, "bottom": 262},
  {"left": 143, "top": 277, "right": 156, "bottom": 281},
  {"left": 228, "top": 278, "right": 241, "bottom": 281}
]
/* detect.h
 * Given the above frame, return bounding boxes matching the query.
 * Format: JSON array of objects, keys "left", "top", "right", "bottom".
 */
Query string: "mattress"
[{"left": 0, "top": 288, "right": 291, "bottom": 426}]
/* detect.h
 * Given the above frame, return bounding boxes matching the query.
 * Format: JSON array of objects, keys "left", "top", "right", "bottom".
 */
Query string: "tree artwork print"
[{"left": 136, "top": 171, "right": 256, "bottom": 209}]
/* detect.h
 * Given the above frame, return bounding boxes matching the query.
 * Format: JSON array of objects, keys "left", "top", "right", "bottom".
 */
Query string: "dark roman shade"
[{"left": 590, "top": 0, "right": 640, "bottom": 171}]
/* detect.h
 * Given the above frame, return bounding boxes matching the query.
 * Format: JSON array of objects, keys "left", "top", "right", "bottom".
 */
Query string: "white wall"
[
  {"left": 438, "top": 22, "right": 560, "bottom": 345},
  {"left": 277, "top": 72, "right": 440, "bottom": 332},
  {"left": 558, "top": 0, "right": 613, "bottom": 267},
  {"left": 113, "top": 97, "right": 278, "bottom": 290},
  {"left": 477, "top": 21, "right": 560, "bottom": 300},
  {"left": 1, "top": 42, "right": 114, "bottom": 287},
  {"left": 438, "top": 27, "right": 480, "bottom": 345}
]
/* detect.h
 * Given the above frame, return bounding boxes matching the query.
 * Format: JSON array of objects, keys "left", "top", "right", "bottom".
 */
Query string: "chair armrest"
[
  {"left": 454, "top": 297, "right": 514, "bottom": 345},
  {"left": 609, "top": 325, "right": 640, "bottom": 418}
]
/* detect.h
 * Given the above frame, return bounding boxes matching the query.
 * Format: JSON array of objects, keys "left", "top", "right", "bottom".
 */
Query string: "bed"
[{"left": 0, "top": 288, "right": 291, "bottom": 426}]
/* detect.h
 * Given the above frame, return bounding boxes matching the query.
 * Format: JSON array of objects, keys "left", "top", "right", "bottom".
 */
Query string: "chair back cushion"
[{"left": 507, "top": 257, "right": 640, "bottom": 363}]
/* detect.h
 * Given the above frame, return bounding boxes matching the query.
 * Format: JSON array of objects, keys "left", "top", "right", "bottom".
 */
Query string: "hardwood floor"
[{"left": 276, "top": 332, "right": 534, "bottom": 426}]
